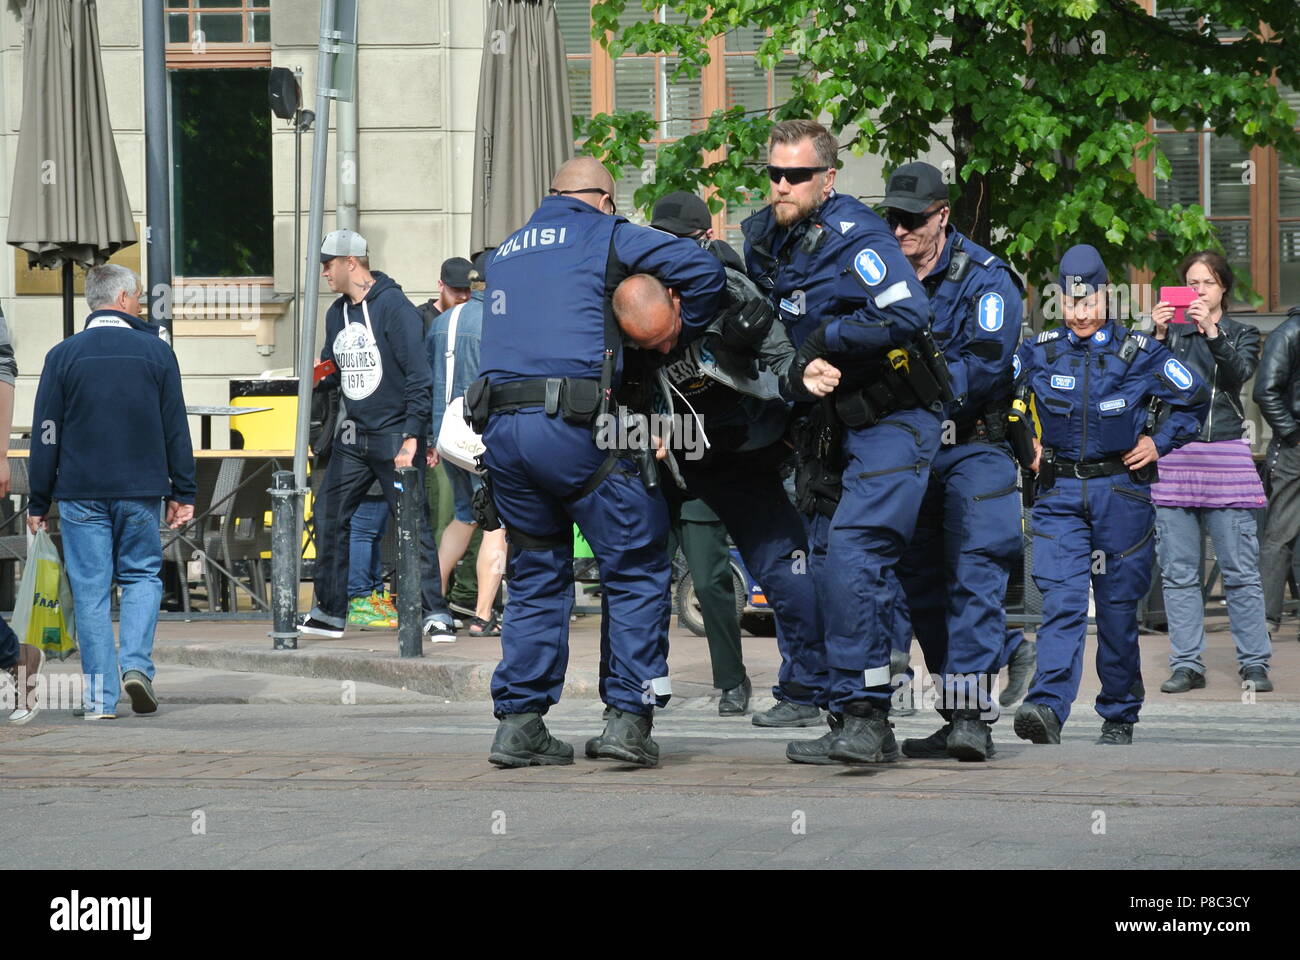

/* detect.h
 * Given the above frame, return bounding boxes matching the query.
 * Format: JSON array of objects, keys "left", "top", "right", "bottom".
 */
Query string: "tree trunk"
[{"left": 950, "top": 12, "right": 992, "bottom": 247}]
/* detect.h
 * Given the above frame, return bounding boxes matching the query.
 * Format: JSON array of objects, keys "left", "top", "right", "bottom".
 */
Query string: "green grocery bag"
[
  {"left": 573, "top": 524, "right": 594, "bottom": 560},
  {"left": 11, "top": 529, "right": 77, "bottom": 661}
]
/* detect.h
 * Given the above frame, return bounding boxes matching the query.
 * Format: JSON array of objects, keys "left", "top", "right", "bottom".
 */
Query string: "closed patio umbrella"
[
  {"left": 470, "top": 0, "right": 574, "bottom": 255},
  {"left": 6, "top": 0, "right": 136, "bottom": 339}
]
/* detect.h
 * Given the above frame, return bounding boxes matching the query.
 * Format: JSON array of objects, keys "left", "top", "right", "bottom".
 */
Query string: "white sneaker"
[{"left": 423, "top": 618, "right": 456, "bottom": 643}]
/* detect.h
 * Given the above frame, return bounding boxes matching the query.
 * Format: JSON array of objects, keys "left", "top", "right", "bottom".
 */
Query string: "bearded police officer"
[
  {"left": 877, "top": 162, "right": 1036, "bottom": 762},
  {"left": 475, "top": 157, "right": 725, "bottom": 768},
  {"left": 1013, "top": 245, "right": 1207, "bottom": 745},
  {"left": 744, "top": 120, "right": 939, "bottom": 764}
]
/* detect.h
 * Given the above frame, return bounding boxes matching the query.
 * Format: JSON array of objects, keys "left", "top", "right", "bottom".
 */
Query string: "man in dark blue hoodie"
[
  {"left": 29, "top": 264, "right": 196, "bottom": 720},
  {"left": 297, "top": 229, "right": 454, "bottom": 639}
]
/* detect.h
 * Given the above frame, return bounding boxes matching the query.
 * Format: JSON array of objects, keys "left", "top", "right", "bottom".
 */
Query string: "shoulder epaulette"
[{"left": 1035, "top": 329, "right": 1062, "bottom": 344}]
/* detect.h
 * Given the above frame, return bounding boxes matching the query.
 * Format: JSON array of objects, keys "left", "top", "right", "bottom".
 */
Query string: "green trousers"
[
  {"left": 425, "top": 462, "right": 481, "bottom": 610},
  {"left": 669, "top": 499, "right": 745, "bottom": 690}
]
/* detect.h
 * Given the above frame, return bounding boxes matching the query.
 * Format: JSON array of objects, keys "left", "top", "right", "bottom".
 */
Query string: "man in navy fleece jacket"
[{"left": 29, "top": 264, "right": 195, "bottom": 719}]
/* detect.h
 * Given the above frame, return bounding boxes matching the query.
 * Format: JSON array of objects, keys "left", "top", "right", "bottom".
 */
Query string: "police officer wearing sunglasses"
[
  {"left": 743, "top": 120, "right": 940, "bottom": 765},
  {"left": 878, "top": 161, "right": 1037, "bottom": 762}
]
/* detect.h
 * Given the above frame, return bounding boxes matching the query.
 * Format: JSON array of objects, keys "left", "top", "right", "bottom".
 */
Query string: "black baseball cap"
[
  {"left": 882, "top": 161, "right": 950, "bottom": 214},
  {"left": 440, "top": 257, "right": 473, "bottom": 288},
  {"left": 651, "top": 191, "right": 712, "bottom": 237}
]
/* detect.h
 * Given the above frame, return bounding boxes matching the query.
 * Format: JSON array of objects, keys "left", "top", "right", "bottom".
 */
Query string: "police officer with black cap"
[
  {"left": 878, "top": 161, "right": 1036, "bottom": 762},
  {"left": 1012, "top": 244, "right": 1208, "bottom": 745}
]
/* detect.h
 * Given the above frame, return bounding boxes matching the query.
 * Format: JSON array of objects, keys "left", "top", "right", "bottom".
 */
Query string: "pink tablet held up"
[{"left": 1160, "top": 286, "right": 1198, "bottom": 323}]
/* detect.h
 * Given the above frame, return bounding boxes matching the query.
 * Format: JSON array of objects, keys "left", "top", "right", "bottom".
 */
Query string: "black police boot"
[
  {"left": 999, "top": 639, "right": 1037, "bottom": 707},
  {"left": 1013, "top": 701, "right": 1062, "bottom": 744},
  {"left": 785, "top": 713, "right": 844, "bottom": 765},
  {"left": 1160, "top": 666, "right": 1206, "bottom": 693},
  {"left": 827, "top": 703, "right": 900, "bottom": 764},
  {"left": 488, "top": 712, "right": 574, "bottom": 768},
  {"left": 751, "top": 699, "right": 823, "bottom": 727},
  {"left": 901, "top": 722, "right": 952, "bottom": 759},
  {"left": 584, "top": 705, "right": 612, "bottom": 759},
  {"left": 718, "top": 676, "right": 752, "bottom": 716},
  {"left": 592, "top": 707, "right": 660, "bottom": 767},
  {"left": 1239, "top": 665, "right": 1273, "bottom": 693},
  {"left": 1096, "top": 720, "right": 1134, "bottom": 745},
  {"left": 946, "top": 709, "right": 995, "bottom": 762}
]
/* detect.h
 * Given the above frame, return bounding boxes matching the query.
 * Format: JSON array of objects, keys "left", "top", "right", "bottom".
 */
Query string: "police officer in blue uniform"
[
  {"left": 474, "top": 157, "right": 725, "bottom": 768},
  {"left": 744, "top": 120, "right": 938, "bottom": 764},
  {"left": 1013, "top": 245, "right": 1208, "bottom": 745},
  {"left": 876, "top": 162, "right": 1035, "bottom": 762}
]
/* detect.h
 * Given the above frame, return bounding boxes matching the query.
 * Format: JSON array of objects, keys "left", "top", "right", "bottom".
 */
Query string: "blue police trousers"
[
  {"left": 483, "top": 410, "right": 671, "bottom": 717},
  {"left": 1028, "top": 474, "right": 1154, "bottom": 726},
  {"left": 680, "top": 441, "right": 826, "bottom": 707},
  {"left": 818, "top": 408, "right": 941, "bottom": 713},
  {"left": 895, "top": 441, "right": 1022, "bottom": 713}
]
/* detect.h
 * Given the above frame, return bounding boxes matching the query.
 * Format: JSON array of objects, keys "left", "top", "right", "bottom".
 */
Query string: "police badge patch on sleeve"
[
  {"left": 977, "top": 292, "right": 1005, "bottom": 332},
  {"left": 1163, "top": 357, "right": 1194, "bottom": 390},
  {"left": 853, "top": 248, "right": 888, "bottom": 287}
]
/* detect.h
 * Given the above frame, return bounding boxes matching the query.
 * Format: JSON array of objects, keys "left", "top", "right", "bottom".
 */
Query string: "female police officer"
[{"left": 1012, "top": 244, "right": 1208, "bottom": 745}]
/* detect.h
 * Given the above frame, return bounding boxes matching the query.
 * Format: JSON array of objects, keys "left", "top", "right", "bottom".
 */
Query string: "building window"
[
  {"left": 166, "top": 0, "right": 271, "bottom": 49},
  {"left": 170, "top": 69, "right": 273, "bottom": 278},
  {"left": 556, "top": 1, "right": 797, "bottom": 246},
  {"left": 1145, "top": 2, "right": 1297, "bottom": 310}
]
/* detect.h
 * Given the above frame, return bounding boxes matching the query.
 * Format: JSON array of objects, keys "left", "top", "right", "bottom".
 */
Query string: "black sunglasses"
[
  {"left": 550, "top": 187, "right": 617, "bottom": 215},
  {"left": 767, "top": 165, "right": 829, "bottom": 185},
  {"left": 885, "top": 205, "right": 947, "bottom": 231}
]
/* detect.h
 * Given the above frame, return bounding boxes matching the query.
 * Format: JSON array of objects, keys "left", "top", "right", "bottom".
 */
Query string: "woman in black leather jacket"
[{"left": 1150, "top": 251, "right": 1272, "bottom": 694}]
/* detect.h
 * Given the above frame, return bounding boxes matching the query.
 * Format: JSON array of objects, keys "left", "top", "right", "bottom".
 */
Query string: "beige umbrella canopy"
[
  {"left": 6, "top": 0, "right": 136, "bottom": 337},
  {"left": 470, "top": 0, "right": 575, "bottom": 257}
]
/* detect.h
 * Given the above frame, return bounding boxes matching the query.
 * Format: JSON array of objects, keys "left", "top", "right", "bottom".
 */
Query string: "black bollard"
[
  {"left": 269, "top": 470, "right": 299, "bottom": 650},
  {"left": 394, "top": 465, "right": 423, "bottom": 658}
]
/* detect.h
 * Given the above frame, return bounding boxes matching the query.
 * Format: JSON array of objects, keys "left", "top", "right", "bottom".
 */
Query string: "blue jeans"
[
  {"left": 59, "top": 498, "right": 164, "bottom": 715},
  {"left": 1154, "top": 505, "right": 1271, "bottom": 673},
  {"left": 442, "top": 462, "right": 483, "bottom": 524},
  {"left": 346, "top": 495, "right": 388, "bottom": 598},
  {"left": 0, "top": 615, "right": 18, "bottom": 668}
]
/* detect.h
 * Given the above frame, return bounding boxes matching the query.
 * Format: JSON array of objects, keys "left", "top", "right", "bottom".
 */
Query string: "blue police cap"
[{"left": 1058, "top": 244, "right": 1108, "bottom": 298}]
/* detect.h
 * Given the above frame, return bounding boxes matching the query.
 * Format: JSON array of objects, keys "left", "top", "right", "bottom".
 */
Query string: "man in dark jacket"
[
  {"left": 1253, "top": 305, "right": 1300, "bottom": 638},
  {"left": 297, "top": 229, "right": 453, "bottom": 639},
  {"left": 29, "top": 265, "right": 196, "bottom": 719}
]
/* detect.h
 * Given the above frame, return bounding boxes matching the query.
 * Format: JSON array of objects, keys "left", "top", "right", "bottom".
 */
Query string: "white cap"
[{"left": 320, "top": 228, "right": 368, "bottom": 263}]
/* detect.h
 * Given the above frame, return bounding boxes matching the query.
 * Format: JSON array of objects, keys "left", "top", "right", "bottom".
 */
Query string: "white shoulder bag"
[{"left": 435, "top": 303, "right": 486, "bottom": 473}]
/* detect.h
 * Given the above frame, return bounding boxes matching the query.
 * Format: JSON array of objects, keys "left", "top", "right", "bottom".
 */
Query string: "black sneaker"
[
  {"left": 999, "top": 639, "right": 1037, "bottom": 706},
  {"left": 1013, "top": 701, "right": 1062, "bottom": 744},
  {"left": 1096, "top": 720, "right": 1134, "bottom": 745},
  {"left": 121, "top": 670, "right": 158, "bottom": 715},
  {"left": 592, "top": 708, "right": 660, "bottom": 767},
  {"left": 827, "top": 706, "right": 900, "bottom": 764},
  {"left": 785, "top": 713, "right": 844, "bottom": 765},
  {"left": 718, "top": 676, "right": 752, "bottom": 716},
  {"left": 1160, "top": 666, "right": 1206, "bottom": 693},
  {"left": 751, "top": 699, "right": 822, "bottom": 728},
  {"left": 946, "top": 710, "right": 995, "bottom": 762},
  {"left": 1239, "top": 665, "right": 1273, "bottom": 693},
  {"left": 423, "top": 617, "right": 456, "bottom": 643},
  {"left": 488, "top": 713, "right": 574, "bottom": 767},
  {"left": 296, "top": 614, "right": 344, "bottom": 639}
]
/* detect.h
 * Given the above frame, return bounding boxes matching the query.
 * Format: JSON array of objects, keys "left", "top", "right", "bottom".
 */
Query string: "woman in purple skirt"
[{"left": 1150, "top": 251, "right": 1273, "bottom": 694}]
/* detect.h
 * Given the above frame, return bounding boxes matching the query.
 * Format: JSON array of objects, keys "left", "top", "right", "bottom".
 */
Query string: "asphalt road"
[{"left": 2, "top": 667, "right": 1297, "bottom": 869}]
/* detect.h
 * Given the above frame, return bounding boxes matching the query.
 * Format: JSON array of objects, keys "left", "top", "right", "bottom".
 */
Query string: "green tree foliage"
[{"left": 579, "top": 1, "right": 1300, "bottom": 299}]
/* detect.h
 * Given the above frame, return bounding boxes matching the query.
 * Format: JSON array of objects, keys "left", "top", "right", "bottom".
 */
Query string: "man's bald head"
[
  {"left": 613, "top": 274, "right": 682, "bottom": 355},
  {"left": 550, "top": 157, "right": 616, "bottom": 211}
]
